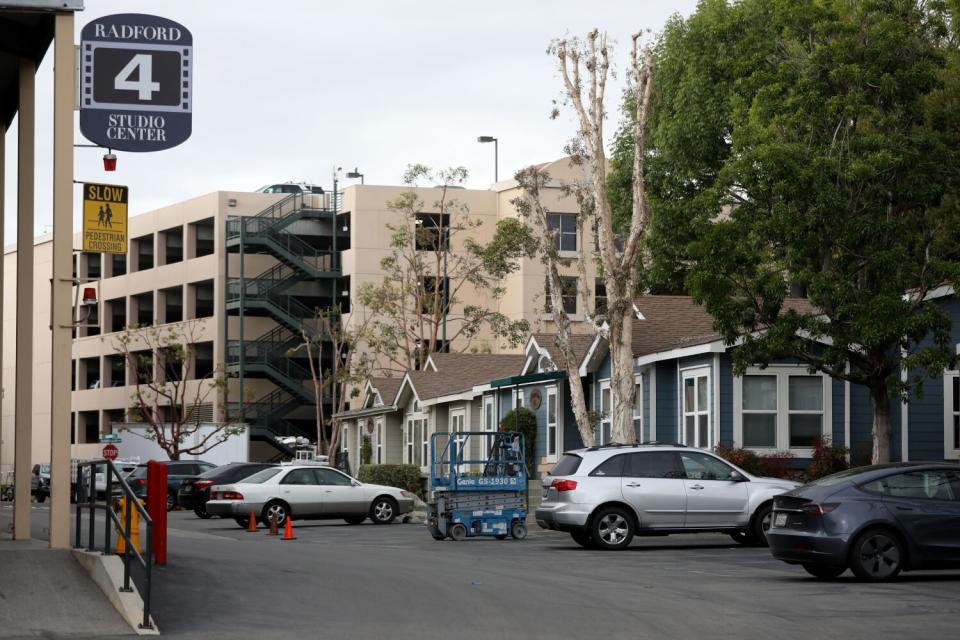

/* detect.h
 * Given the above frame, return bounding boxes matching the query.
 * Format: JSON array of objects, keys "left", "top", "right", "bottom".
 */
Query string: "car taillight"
[
  {"left": 552, "top": 479, "right": 578, "bottom": 492},
  {"left": 195, "top": 480, "right": 215, "bottom": 490},
  {"left": 132, "top": 478, "right": 145, "bottom": 487},
  {"left": 221, "top": 491, "right": 244, "bottom": 500},
  {"left": 800, "top": 503, "right": 838, "bottom": 516}
]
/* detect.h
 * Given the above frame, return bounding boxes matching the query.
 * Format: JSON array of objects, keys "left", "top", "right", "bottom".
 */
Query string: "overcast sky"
[{"left": 3, "top": 0, "right": 697, "bottom": 239}]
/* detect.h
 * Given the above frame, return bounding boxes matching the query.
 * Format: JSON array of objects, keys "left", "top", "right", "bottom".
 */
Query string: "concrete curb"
[{"left": 71, "top": 549, "right": 160, "bottom": 635}]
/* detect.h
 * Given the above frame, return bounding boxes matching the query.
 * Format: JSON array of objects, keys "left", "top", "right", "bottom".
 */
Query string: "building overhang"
[
  {"left": 332, "top": 405, "right": 397, "bottom": 420},
  {"left": 490, "top": 371, "right": 566, "bottom": 388},
  {"left": 1, "top": 1, "right": 83, "bottom": 130}
]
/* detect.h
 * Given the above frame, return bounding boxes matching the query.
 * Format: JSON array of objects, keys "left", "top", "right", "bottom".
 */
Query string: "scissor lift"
[{"left": 427, "top": 431, "right": 528, "bottom": 541}]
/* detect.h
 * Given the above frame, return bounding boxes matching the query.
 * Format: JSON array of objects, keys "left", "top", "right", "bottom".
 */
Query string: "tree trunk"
[
  {"left": 608, "top": 308, "right": 636, "bottom": 444},
  {"left": 870, "top": 383, "right": 892, "bottom": 464}
]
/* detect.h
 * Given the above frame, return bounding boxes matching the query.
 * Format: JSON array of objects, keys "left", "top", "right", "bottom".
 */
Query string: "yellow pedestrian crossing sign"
[{"left": 82, "top": 182, "right": 128, "bottom": 254}]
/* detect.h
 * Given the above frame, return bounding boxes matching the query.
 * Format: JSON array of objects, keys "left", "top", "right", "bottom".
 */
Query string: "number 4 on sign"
[{"left": 115, "top": 54, "right": 160, "bottom": 100}]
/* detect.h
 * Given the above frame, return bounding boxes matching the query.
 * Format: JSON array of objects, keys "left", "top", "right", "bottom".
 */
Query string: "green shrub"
[
  {"left": 357, "top": 464, "right": 422, "bottom": 498},
  {"left": 499, "top": 407, "right": 538, "bottom": 472},
  {"left": 802, "top": 436, "right": 849, "bottom": 482}
]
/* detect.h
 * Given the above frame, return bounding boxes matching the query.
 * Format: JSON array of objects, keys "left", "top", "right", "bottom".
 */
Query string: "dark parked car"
[
  {"left": 768, "top": 463, "right": 960, "bottom": 581},
  {"left": 177, "top": 462, "right": 276, "bottom": 519},
  {"left": 127, "top": 460, "right": 216, "bottom": 511}
]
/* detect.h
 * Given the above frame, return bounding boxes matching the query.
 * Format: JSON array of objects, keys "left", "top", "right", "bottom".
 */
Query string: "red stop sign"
[{"left": 102, "top": 444, "right": 119, "bottom": 461}]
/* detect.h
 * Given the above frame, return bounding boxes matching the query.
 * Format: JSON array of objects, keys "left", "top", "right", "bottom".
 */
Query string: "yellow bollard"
[{"left": 113, "top": 497, "right": 141, "bottom": 555}]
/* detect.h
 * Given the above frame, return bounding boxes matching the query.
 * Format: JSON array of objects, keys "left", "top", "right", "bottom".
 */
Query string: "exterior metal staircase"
[{"left": 225, "top": 191, "right": 341, "bottom": 447}]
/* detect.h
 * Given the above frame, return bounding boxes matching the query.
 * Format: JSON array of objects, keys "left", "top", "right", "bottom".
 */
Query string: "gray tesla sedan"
[{"left": 767, "top": 462, "right": 960, "bottom": 581}]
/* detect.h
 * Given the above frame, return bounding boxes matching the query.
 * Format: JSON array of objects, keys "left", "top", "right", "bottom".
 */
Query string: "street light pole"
[{"left": 477, "top": 136, "right": 498, "bottom": 182}]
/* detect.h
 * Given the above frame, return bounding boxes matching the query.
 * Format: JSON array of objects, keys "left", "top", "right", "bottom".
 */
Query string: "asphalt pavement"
[
  {"left": 152, "top": 511, "right": 960, "bottom": 640},
  {"left": 5, "top": 504, "right": 960, "bottom": 640}
]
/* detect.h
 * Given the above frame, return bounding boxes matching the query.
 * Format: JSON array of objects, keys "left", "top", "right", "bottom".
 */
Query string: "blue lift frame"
[{"left": 427, "top": 431, "right": 528, "bottom": 541}]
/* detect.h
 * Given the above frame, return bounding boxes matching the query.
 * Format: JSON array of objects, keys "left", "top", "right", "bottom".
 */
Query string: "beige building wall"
[
  {"left": 340, "top": 156, "right": 599, "bottom": 381},
  {"left": 1, "top": 191, "right": 286, "bottom": 473}
]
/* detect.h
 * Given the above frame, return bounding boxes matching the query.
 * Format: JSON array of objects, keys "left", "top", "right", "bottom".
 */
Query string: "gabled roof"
[
  {"left": 526, "top": 332, "right": 596, "bottom": 372},
  {"left": 367, "top": 377, "right": 402, "bottom": 407},
  {"left": 397, "top": 354, "right": 527, "bottom": 405}
]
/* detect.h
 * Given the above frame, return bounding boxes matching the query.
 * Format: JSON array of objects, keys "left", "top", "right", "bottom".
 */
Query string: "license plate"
[{"left": 773, "top": 512, "right": 787, "bottom": 528}]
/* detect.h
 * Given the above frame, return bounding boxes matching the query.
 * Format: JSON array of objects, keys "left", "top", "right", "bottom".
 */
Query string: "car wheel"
[
  {"left": 261, "top": 500, "right": 289, "bottom": 528},
  {"left": 511, "top": 521, "right": 527, "bottom": 540},
  {"left": 343, "top": 516, "right": 366, "bottom": 525},
  {"left": 571, "top": 530, "right": 595, "bottom": 548},
  {"left": 751, "top": 503, "right": 773, "bottom": 547},
  {"left": 166, "top": 492, "right": 176, "bottom": 512},
  {"left": 729, "top": 531, "right": 758, "bottom": 546},
  {"left": 369, "top": 497, "right": 397, "bottom": 525},
  {"left": 590, "top": 507, "right": 634, "bottom": 550},
  {"left": 802, "top": 563, "right": 847, "bottom": 580},
  {"left": 234, "top": 516, "right": 251, "bottom": 529},
  {"left": 850, "top": 528, "right": 903, "bottom": 581},
  {"left": 449, "top": 523, "right": 467, "bottom": 541},
  {"left": 194, "top": 506, "right": 212, "bottom": 519}
]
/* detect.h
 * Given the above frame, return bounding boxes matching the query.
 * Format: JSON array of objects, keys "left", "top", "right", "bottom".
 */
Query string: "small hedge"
[{"left": 357, "top": 464, "right": 422, "bottom": 498}]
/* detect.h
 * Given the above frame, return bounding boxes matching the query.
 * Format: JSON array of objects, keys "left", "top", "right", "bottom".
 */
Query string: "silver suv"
[{"left": 535, "top": 444, "right": 799, "bottom": 550}]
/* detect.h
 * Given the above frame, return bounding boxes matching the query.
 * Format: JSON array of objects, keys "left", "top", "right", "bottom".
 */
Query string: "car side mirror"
[
  {"left": 730, "top": 471, "right": 747, "bottom": 482},
  {"left": 352, "top": 481, "right": 362, "bottom": 487}
]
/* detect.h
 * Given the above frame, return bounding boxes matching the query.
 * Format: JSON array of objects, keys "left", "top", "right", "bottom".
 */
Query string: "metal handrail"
[{"left": 73, "top": 459, "right": 154, "bottom": 630}]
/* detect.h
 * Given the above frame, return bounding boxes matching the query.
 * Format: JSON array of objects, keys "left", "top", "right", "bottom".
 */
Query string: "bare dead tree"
[
  {"left": 547, "top": 30, "right": 655, "bottom": 444},
  {"left": 512, "top": 166, "right": 596, "bottom": 446},
  {"left": 112, "top": 319, "right": 241, "bottom": 460},
  {"left": 290, "top": 305, "right": 373, "bottom": 456}
]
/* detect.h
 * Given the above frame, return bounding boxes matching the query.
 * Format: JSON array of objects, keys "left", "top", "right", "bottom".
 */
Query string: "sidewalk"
[{"left": 0, "top": 505, "right": 135, "bottom": 639}]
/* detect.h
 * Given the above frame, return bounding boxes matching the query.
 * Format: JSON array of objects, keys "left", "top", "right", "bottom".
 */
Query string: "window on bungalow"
[
  {"left": 483, "top": 396, "right": 495, "bottom": 432},
  {"left": 950, "top": 375, "right": 959, "bottom": 453},
  {"left": 547, "top": 386, "right": 558, "bottom": 457},
  {"left": 682, "top": 369, "right": 711, "bottom": 449},
  {"left": 736, "top": 367, "right": 829, "bottom": 451},
  {"left": 375, "top": 419, "right": 383, "bottom": 464},
  {"left": 546, "top": 213, "right": 577, "bottom": 252},
  {"left": 633, "top": 377, "right": 643, "bottom": 440},
  {"left": 599, "top": 381, "right": 612, "bottom": 444}
]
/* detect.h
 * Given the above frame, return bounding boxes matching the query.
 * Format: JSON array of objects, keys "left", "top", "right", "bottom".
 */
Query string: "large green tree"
[{"left": 630, "top": 0, "right": 960, "bottom": 462}]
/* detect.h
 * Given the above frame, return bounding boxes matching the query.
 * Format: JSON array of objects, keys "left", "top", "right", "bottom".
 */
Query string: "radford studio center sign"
[{"left": 80, "top": 14, "right": 193, "bottom": 152}]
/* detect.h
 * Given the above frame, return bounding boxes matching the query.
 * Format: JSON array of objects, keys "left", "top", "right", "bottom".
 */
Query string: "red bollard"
[{"left": 146, "top": 461, "right": 168, "bottom": 566}]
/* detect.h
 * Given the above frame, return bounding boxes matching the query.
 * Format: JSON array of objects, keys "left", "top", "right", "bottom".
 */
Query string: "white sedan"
[{"left": 205, "top": 464, "right": 416, "bottom": 528}]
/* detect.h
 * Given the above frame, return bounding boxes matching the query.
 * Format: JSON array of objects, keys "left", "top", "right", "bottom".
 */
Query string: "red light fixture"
[
  {"left": 82, "top": 287, "right": 97, "bottom": 306},
  {"left": 103, "top": 152, "right": 117, "bottom": 171}
]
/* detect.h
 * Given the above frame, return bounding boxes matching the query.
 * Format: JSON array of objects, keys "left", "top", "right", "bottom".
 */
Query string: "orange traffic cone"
[
  {"left": 266, "top": 514, "right": 279, "bottom": 536},
  {"left": 246, "top": 510, "right": 258, "bottom": 533},
  {"left": 281, "top": 516, "right": 296, "bottom": 541}
]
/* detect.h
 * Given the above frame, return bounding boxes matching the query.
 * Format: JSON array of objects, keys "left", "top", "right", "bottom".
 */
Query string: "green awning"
[{"left": 489, "top": 371, "right": 566, "bottom": 388}]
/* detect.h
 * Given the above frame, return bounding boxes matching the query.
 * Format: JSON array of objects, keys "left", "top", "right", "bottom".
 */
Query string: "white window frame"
[
  {"left": 375, "top": 418, "right": 383, "bottom": 464},
  {"left": 483, "top": 395, "right": 495, "bottom": 432},
  {"left": 681, "top": 366, "right": 711, "bottom": 449},
  {"left": 633, "top": 373, "right": 644, "bottom": 442},
  {"left": 598, "top": 379, "right": 612, "bottom": 445},
  {"left": 342, "top": 424, "right": 349, "bottom": 454},
  {"left": 945, "top": 371, "right": 959, "bottom": 460},
  {"left": 546, "top": 385, "right": 558, "bottom": 460},
  {"left": 733, "top": 365, "right": 831, "bottom": 456},
  {"left": 512, "top": 388, "right": 526, "bottom": 409}
]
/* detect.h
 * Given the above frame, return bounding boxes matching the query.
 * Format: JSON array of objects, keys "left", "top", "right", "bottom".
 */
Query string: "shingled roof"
[
  {"left": 367, "top": 377, "right": 403, "bottom": 406},
  {"left": 404, "top": 353, "right": 527, "bottom": 401},
  {"left": 630, "top": 295, "right": 815, "bottom": 358},
  {"left": 531, "top": 332, "right": 596, "bottom": 368}
]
